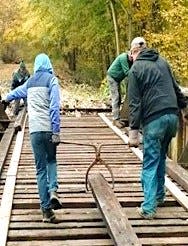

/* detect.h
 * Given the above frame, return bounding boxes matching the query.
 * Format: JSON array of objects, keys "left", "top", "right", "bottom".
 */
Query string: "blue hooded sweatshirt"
[{"left": 6, "top": 53, "right": 60, "bottom": 134}]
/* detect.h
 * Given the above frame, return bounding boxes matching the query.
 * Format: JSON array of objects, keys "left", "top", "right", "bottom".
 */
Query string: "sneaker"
[
  {"left": 137, "top": 207, "right": 155, "bottom": 220},
  {"left": 42, "top": 208, "right": 56, "bottom": 223},
  {"left": 50, "top": 191, "right": 63, "bottom": 210},
  {"left": 113, "top": 120, "right": 126, "bottom": 128}
]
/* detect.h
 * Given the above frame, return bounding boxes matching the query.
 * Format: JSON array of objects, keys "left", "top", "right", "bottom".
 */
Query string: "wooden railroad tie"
[{"left": 89, "top": 173, "right": 141, "bottom": 246}]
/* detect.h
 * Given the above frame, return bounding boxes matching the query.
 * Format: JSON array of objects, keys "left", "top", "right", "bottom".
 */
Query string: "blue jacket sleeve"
[
  {"left": 6, "top": 83, "right": 27, "bottom": 102},
  {"left": 49, "top": 77, "right": 61, "bottom": 133}
]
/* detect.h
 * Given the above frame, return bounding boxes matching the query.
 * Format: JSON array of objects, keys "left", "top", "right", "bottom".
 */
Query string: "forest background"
[{"left": 0, "top": 0, "right": 188, "bottom": 107}]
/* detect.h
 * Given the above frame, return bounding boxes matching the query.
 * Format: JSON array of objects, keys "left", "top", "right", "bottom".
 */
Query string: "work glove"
[
  {"left": 52, "top": 133, "right": 61, "bottom": 146},
  {"left": 1, "top": 100, "right": 10, "bottom": 111},
  {"left": 128, "top": 129, "right": 139, "bottom": 147}
]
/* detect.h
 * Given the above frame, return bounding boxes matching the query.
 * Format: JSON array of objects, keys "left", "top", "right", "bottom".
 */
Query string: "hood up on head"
[
  {"left": 34, "top": 53, "right": 53, "bottom": 74},
  {"left": 137, "top": 48, "right": 159, "bottom": 61},
  {"left": 19, "top": 60, "right": 26, "bottom": 69}
]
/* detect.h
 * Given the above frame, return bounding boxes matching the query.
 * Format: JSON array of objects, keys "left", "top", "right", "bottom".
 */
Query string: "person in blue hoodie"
[{"left": 4, "top": 53, "right": 62, "bottom": 223}]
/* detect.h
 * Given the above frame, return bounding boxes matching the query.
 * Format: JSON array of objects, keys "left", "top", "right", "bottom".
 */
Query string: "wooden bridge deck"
[{"left": 0, "top": 112, "right": 188, "bottom": 245}]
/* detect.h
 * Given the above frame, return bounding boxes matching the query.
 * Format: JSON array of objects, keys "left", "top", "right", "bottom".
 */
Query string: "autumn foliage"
[{"left": 0, "top": 0, "right": 187, "bottom": 85}]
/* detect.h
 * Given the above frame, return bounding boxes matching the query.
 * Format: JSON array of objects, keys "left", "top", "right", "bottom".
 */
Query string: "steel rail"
[{"left": 0, "top": 114, "right": 27, "bottom": 246}]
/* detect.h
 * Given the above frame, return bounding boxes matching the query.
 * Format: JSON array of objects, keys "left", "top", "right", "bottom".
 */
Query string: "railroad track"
[{"left": 0, "top": 109, "right": 188, "bottom": 246}]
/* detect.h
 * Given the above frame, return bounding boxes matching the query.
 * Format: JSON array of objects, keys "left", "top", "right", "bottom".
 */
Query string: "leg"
[
  {"left": 141, "top": 116, "right": 168, "bottom": 215},
  {"left": 45, "top": 132, "right": 58, "bottom": 192},
  {"left": 23, "top": 98, "right": 27, "bottom": 111},
  {"left": 45, "top": 132, "right": 62, "bottom": 209},
  {"left": 141, "top": 114, "right": 178, "bottom": 215},
  {"left": 157, "top": 114, "right": 178, "bottom": 203},
  {"left": 141, "top": 135, "right": 160, "bottom": 215},
  {"left": 30, "top": 132, "right": 51, "bottom": 210},
  {"left": 107, "top": 75, "right": 121, "bottom": 120},
  {"left": 13, "top": 99, "right": 20, "bottom": 115}
]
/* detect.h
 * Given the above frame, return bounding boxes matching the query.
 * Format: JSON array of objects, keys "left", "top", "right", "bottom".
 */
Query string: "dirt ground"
[
  {"left": 0, "top": 63, "right": 109, "bottom": 109},
  {"left": 0, "top": 63, "right": 19, "bottom": 93}
]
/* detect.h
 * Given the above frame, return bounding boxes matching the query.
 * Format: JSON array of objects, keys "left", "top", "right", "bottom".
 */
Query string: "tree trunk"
[
  {"left": 67, "top": 48, "right": 76, "bottom": 71},
  {"left": 117, "top": 0, "right": 133, "bottom": 48},
  {"left": 109, "top": 0, "right": 120, "bottom": 56}
]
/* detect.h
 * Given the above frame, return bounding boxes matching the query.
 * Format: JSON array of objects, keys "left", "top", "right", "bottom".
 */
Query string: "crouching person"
[{"left": 4, "top": 53, "right": 62, "bottom": 223}]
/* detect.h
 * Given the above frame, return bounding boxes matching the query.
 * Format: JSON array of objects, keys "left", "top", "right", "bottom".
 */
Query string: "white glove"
[
  {"left": 128, "top": 129, "right": 139, "bottom": 147},
  {"left": 52, "top": 133, "right": 60, "bottom": 145}
]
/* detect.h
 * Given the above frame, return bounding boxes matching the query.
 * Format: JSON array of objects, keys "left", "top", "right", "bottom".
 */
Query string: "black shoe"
[
  {"left": 50, "top": 191, "right": 63, "bottom": 210},
  {"left": 42, "top": 208, "right": 56, "bottom": 223}
]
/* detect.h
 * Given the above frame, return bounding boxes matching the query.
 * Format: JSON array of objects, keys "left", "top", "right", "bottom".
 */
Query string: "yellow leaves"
[{"left": 143, "top": 0, "right": 188, "bottom": 86}]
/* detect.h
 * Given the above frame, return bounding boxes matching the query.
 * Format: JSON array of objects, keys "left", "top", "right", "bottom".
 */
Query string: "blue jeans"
[
  {"left": 141, "top": 114, "right": 178, "bottom": 214},
  {"left": 30, "top": 132, "right": 58, "bottom": 210},
  {"left": 107, "top": 75, "right": 123, "bottom": 120}
]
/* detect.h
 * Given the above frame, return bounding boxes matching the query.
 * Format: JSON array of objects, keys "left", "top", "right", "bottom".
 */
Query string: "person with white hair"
[{"left": 128, "top": 37, "right": 187, "bottom": 219}]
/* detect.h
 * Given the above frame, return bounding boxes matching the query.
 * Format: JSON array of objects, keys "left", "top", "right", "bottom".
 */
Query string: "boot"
[
  {"left": 50, "top": 191, "right": 63, "bottom": 210},
  {"left": 42, "top": 208, "right": 62, "bottom": 224},
  {"left": 42, "top": 208, "right": 55, "bottom": 223}
]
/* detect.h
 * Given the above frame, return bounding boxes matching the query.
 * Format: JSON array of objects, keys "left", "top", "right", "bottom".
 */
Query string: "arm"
[
  {"left": 6, "top": 82, "right": 27, "bottom": 102},
  {"left": 128, "top": 70, "right": 142, "bottom": 130},
  {"left": 49, "top": 77, "right": 60, "bottom": 134},
  {"left": 127, "top": 70, "right": 142, "bottom": 147},
  {"left": 120, "top": 54, "right": 130, "bottom": 77}
]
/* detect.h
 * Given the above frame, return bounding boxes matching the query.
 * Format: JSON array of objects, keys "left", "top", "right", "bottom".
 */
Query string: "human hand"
[
  {"left": 52, "top": 133, "right": 60, "bottom": 145},
  {"left": 128, "top": 129, "right": 139, "bottom": 147}
]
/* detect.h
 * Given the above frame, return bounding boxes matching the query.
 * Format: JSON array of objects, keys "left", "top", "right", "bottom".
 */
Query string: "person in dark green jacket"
[
  {"left": 11, "top": 60, "right": 30, "bottom": 115},
  {"left": 128, "top": 37, "right": 187, "bottom": 219},
  {"left": 107, "top": 52, "right": 132, "bottom": 128}
]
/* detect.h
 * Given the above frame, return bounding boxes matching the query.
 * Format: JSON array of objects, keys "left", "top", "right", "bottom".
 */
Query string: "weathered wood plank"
[
  {"left": 167, "top": 160, "right": 188, "bottom": 192},
  {"left": 0, "top": 122, "right": 15, "bottom": 175},
  {"left": 0, "top": 117, "right": 26, "bottom": 246},
  {"left": 89, "top": 173, "right": 141, "bottom": 246},
  {"left": 9, "top": 218, "right": 188, "bottom": 229},
  {"left": 7, "top": 239, "right": 113, "bottom": 246},
  {"left": 140, "top": 237, "right": 188, "bottom": 245},
  {"left": 8, "top": 228, "right": 108, "bottom": 240},
  {"left": 6, "top": 237, "right": 188, "bottom": 246},
  {"left": 8, "top": 226, "right": 188, "bottom": 239},
  {"left": 99, "top": 113, "right": 188, "bottom": 211}
]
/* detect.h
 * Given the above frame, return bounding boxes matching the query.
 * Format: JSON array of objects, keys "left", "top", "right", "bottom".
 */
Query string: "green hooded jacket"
[{"left": 107, "top": 53, "right": 131, "bottom": 83}]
